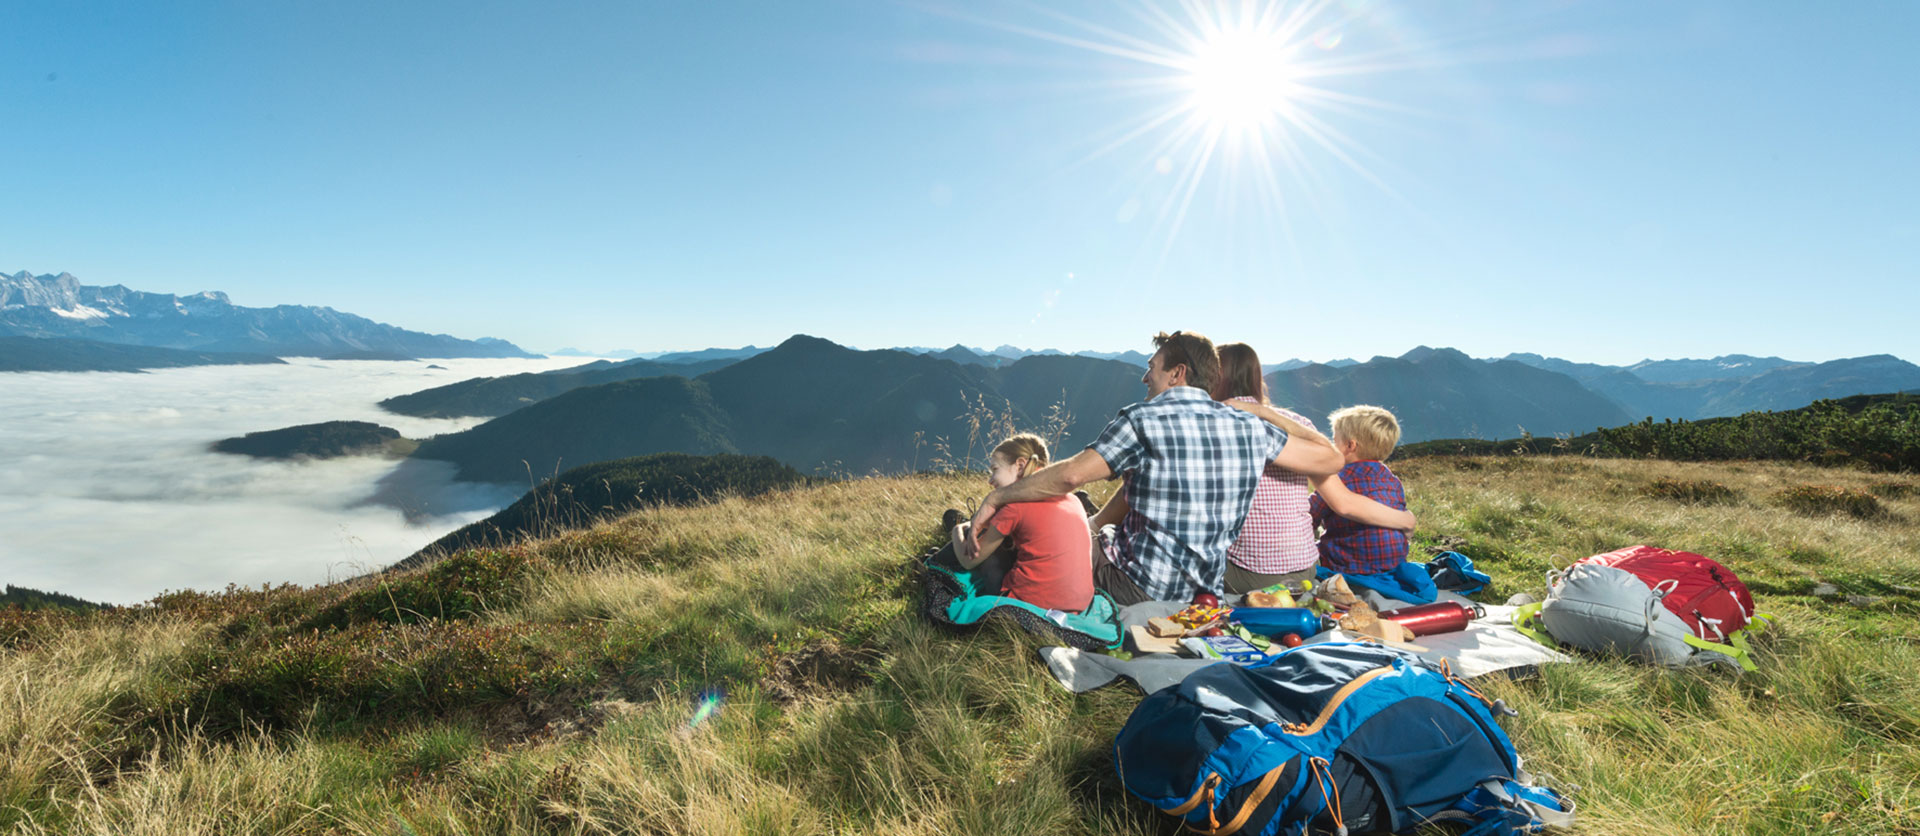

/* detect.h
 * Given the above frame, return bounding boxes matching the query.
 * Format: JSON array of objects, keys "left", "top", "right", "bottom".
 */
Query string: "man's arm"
[
  {"left": 965, "top": 448, "right": 1113, "bottom": 558},
  {"left": 1227, "top": 400, "right": 1342, "bottom": 478},
  {"left": 1269, "top": 431, "right": 1342, "bottom": 479},
  {"left": 1312, "top": 474, "right": 1416, "bottom": 531}
]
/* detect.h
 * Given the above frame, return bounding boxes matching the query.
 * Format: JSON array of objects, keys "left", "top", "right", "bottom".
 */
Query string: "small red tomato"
[
  {"left": 1192, "top": 592, "right": 1220, "bottom": 609},
  {"left": 1280, "top": 633, "right": 1303, "bottom": 647},
  {"left": 1204, "top": 626, "right": 1225, "bottom": 637}
]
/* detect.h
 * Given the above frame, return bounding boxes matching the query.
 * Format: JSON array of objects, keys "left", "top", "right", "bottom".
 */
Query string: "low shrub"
[
  {"left": 144, "top": 620, "right": 615, "bottom": 734},
  {"left": 1869, "top": 482, "right": 1918, "bottom": 499},
  {"left": 1775, "top": 485, "right": 1885, "bottom": 519},
  {"left": 0, "top": 606, "right": 87, "bottom": 649},
  {"left": 308, "top": 549, "right": 541, "bottom": 630},
  {"left": 1640, "top": 477, "right": 1737, "bottom": 504}
]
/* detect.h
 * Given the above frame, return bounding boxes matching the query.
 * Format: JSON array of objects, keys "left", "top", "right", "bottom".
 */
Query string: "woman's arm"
[
  {"left": 952, "top": 522, "right": 1008, "bottom": 569},
  {"left": 1311, "top": 474, "right": 1416, "bottom": 531},
  {"left": 1224, "top": 400, "right": 1336, "bottom": 451},
  {"left": 1225, "top": 400, "right": 1341, "bottom": 477}
]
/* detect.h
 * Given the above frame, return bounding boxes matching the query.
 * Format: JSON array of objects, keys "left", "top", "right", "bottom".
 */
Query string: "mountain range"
[
  {"left": 1496, "top": 352, "right": 1920, "bottom": 421},
  {"left": 408, "top": 335, "right": 1146, "bottom": 482},
  {"left": 394, "top": 336, "right": 1920, "bottom": 483},
  {"left": 1, "top": 270, "right": 533, "bottom": 360}
]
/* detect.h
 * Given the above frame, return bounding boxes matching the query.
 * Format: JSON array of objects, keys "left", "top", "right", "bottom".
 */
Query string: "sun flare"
[{"left": 951, "top": 0, "right": 1432, "bottom": 261}]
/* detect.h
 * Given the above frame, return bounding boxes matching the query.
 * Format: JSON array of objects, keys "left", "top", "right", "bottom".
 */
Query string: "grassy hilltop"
[{"left": 4, "top": 456, "right": 1918, "bottom": 835}]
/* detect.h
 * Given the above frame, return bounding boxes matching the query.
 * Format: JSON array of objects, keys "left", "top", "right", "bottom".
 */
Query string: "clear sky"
[{"left": 4, "top": 1, "right": 1915, "bottom": 364}]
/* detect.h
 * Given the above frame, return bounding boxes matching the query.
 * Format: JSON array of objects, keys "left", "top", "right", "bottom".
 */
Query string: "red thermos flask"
[{"left": 1378, "top": 602, "right": 1486, "bottom": 636}]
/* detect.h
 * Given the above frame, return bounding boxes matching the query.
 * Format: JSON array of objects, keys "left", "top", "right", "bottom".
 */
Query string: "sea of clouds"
[{"left": 0, "top": 356, "right": 593, "bottom": 605}]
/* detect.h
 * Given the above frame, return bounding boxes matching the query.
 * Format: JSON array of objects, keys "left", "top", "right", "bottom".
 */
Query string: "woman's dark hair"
[{"left": 1212, "top": 342, "right": 1267, "bottom": 403}]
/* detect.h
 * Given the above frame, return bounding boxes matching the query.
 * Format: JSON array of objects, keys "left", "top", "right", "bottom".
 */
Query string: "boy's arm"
[{"left": 1311, "top": 473, "right": 1416, "bottom": 532}]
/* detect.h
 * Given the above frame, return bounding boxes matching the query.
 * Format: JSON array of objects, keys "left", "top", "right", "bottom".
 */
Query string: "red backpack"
[{"left": 1578, "top": 546, "right": 1757, "bottom": 641}]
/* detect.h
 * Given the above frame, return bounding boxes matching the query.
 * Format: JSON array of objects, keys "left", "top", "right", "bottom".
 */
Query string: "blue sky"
[{"left": 3, "top": 1, "right": 1915, "bottom": 364}]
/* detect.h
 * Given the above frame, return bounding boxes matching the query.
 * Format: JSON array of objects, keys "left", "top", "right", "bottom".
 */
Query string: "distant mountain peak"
[
  {"left": 1400, "top": 346, "right": 1470, "bottom": 364},
  {"left": 775, "top": 334, "right": 842, "bottom": 351}
]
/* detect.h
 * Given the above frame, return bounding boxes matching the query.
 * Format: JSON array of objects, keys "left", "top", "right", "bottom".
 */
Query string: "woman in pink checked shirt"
[{"left": 1212, "top": 343, "right": 1418, "bottom": 595}]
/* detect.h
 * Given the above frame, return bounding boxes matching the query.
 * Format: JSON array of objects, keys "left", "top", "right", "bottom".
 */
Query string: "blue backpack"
[{"left": 1114, "top": 643, "right": 1572, "bottom": 835}]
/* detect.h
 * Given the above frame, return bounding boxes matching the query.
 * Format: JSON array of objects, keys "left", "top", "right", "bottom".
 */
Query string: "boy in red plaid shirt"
[{"left": 1308, "top": 406, "right": 1435, "bottom": 603}]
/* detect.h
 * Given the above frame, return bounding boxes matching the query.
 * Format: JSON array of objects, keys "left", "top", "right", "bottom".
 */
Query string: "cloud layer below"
[{"left": 0, "top": 356, "right": 591, "bottom": 604}]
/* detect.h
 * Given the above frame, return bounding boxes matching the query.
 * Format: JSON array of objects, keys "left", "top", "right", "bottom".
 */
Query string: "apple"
[
  {"left": 1204, "top": 626, "right": 1225, "bottom": 637},
  {"left": 1192, "top": 592, "right": 1220, "bottom": 609}
]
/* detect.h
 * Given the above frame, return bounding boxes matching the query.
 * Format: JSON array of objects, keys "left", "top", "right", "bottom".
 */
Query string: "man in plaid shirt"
[{"left": 966, "top": 332, "right": 1344, "bottom": 604}]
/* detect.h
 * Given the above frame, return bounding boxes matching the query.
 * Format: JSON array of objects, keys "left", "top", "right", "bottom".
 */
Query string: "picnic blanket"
[
  {"left": 1038, "top": 588, "right": 1570, "bottom": 694},
  {"left": 919, "top": 551, "right": 1123, "bottom": 651}
]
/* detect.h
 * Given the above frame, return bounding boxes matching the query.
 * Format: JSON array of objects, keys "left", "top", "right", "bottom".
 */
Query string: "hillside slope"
[
  {"left": 379, "top": 357, "right": 739, "bottom": 419},
  {"left": 0, "top": 335, "right": 287, "bottom": 373},
  {"left": 410, "top": 376, "right": 738, "bottom": 483},
  {"left": 3, "top": 459, "right": 1916, "bottom": 834}
]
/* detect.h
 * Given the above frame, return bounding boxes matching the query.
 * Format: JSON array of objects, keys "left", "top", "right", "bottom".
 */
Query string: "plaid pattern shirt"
[
  {"left": 1309, "top": 461, "right": 1409, "bottom": 575},
  {"left": 1090, "top": 386, "right": 1289, "bottom": 600},
  {"left": 1225, "top": 399, "right": 1321, "bottom": 575}
]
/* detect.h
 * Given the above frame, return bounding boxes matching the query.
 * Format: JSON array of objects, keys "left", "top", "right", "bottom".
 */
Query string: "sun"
[{"left": 1182, "top": 29, "right": 1302, "bottom": 131}]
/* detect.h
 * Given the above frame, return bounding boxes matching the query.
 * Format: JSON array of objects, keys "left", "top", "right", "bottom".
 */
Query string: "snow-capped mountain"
[{"left": 1, "top": 270, "right": 533, "bottom": 359}]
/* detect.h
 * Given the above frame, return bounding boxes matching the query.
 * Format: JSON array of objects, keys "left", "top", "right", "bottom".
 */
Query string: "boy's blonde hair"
[
  {"left": 1328, "top": 405, "right": 1401, "bottom": 461},
  {"left": 992, "top": 433, "right": 1049, "bottom": 477}
]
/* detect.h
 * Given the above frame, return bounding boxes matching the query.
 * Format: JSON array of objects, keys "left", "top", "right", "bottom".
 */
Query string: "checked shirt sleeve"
[
  {"left": 1089, "top": 410, "right": 1144, "bottom": 476},
  {"left": 1260, "top": 419, "right": 1288, "bottom": 462}
]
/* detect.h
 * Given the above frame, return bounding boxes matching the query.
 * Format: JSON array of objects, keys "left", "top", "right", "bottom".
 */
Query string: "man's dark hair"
[{"left": 1152, "top": 331, "right": 1219, "bottom": 393}]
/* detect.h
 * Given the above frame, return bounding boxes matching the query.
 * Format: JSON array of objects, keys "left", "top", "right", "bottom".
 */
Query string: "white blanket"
[{"left": 1038, "top": 591, "right": 1569, "bottom": 695}]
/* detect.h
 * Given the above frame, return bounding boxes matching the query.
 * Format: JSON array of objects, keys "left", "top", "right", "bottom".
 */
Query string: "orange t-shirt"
[{"left": 992, "top": 494, "right": 1095, "bottom": 613}]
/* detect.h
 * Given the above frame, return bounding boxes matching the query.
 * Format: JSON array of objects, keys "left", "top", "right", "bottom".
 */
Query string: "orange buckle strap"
[
  {"left": 1439, "top": 658, "right": 1492, "bottom": 707},
  {"left": 1309, "top": 756, "right": 1347, "bottom": 836}
]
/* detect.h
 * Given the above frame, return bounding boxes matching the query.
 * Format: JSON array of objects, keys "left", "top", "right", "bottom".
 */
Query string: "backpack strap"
[
  {"left": 1679, "top": 634, "right": 1756, "bottom": 672},
  {"left": 1510, "top": 602, "right": 1557, "bottom": 648},
  {"left": 1679, "top": 611, "right": 1773, "bottom": 672},
  {"left": 1191, "top": 765, "right": 1289, "bottom": 836}
]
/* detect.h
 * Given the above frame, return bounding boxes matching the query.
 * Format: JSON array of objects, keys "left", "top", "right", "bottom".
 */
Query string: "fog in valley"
[{"left": 0, "top": 356, "right": 589, "bottom": 604}]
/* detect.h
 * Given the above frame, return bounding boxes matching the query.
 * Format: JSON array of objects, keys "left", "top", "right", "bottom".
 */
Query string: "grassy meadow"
[{"left": 3, "top": 456, "right": 1918, "bottom": 835}]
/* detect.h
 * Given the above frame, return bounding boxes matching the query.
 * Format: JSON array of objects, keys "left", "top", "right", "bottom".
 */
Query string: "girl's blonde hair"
[{"left": 992, "top": 433, "right": 1049, "bottom": 477}]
